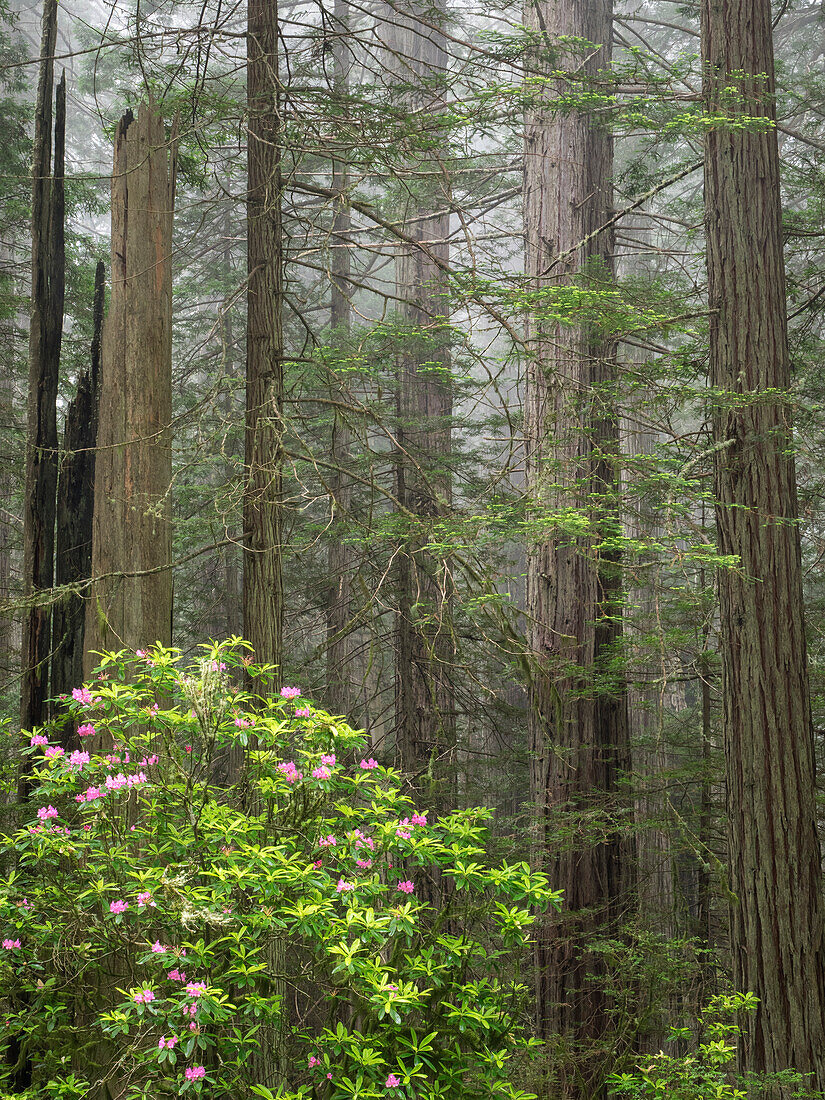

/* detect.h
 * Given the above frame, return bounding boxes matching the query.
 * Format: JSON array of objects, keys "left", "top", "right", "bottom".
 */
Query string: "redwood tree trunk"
[
  {"left": 389, "top": 0, "right": 455, "bottom": 786},
  {"left": 244, "top": 0, "right": 284, "bottom": 677},
  {"left": 702, "top": 0, "right": 825, "bottom": 1085},
  {"left": 20, "top": 2, "right": 63, "bottom": 734},
  {"left": 325, "top": 0, "right": 355, "bottom": 717},
  {"left": 51, "top": 259, "right": 103, "bottom": 741},
  {"left": 84, "top": 104, "right": 175, "bottom": 674},
  {"left": 524, "top": 1, "right": 632, "bottom": 1094}
]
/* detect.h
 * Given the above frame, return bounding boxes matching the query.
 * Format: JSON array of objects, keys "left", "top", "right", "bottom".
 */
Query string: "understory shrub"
[{"left": 0, "top": 640, "right": 555, "bottom": 1099}]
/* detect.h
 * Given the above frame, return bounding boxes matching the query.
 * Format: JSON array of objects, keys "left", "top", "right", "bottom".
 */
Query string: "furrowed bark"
[
  {"left": 524, "top": 1, "right": 633, "bottom": 1094},
  {"left": 702, "top": 0, "right": 825, "bottom": 1087}
]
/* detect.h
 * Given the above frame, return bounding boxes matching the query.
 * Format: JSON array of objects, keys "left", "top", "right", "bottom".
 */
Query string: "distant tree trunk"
[
  {"left": 702, "top": 0, "right": 825, "bottom": 1087},
  {"left": 524, "top": 1, "right": 633, "bottom": 1094},
  {"left": 325, "top": 0, "right": 355, "bottom": 717},
  {"left": 20, "top": 0, "right": 63, "bottom": 735},
  {"left": 51, "top": 260, "right": 103, "bottom": 742},
  {"left": 389, "top": 0, "right": 455, "bottom": 788},
  {"left": 84, "top": 104, "right": 175, "bottom": 677},
  {"left": 244, "top": 0, "right": 284, "bottom": 678}
]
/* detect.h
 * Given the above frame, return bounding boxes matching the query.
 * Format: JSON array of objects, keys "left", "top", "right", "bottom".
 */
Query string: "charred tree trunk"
[
  {"left": 244, "top": 0, "right": 284, "bottom": 678},
  {"left": 20, "top": 0, "right": 63, "bottom": 735},
  {"left": 388, "top": 0, "right": 455, "bottom": 790},
  {"left": 84, "top": 104, "right": 175, "bottom": 676},
  {"left": 51, "top": 260, "right": 103, "bottom": 743},
  {"left": 524, "top": 1, "right": 633, "bottom": 1095},
  {"left": 325, "top": 0, "right": 355, "bottom": 718},
  {"left": 702, "top": 0, "right": 825, "bottom": 1086}
]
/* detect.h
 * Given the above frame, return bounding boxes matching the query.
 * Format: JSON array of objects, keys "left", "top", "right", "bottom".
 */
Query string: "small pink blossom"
[
  {"left": 320, "top": 753, "right": 336, "bottom": 767},
  {"left": 295, "top": 708, "right": 311, "bottom": 718},
  {"left": 185, "top": 982, "right": 207, "bottom": 998},
  {"left": 29, "top": 734, "right": 48, "bottom": 747},
  {"left": 184, "top": 745, "right": 193, "bottom": 754},
  {"left": 44, "top": 746, "right": 64, "bottom": 760},
  {"left": 68, "top": 750, "right": 90, "bottom": 767},
  {"left": 396, "top": 828, "right": 412, "bottom": 840},
  {"left": 312, "top": 766, "right": 331, "bottom": 780},
  {"left": 185, "top": 1066, "right": 205, "bottom": 1080},
  {"left": 37, "top": 806, "right": 58, "bottom": 821},
  {"left": 359, "top": 758, "right": 378, "bottom": 770},
  {"left": 396, "top": 880, "right": 414, "bottom": 894},
  {"left": 210, "top": 661, "right": 227, "bottom": 672},
  {"left": 313, "top": 859, "right": 323, "bottom": 869},
  {"left": 280, "top": 685, "right": 301, "bottom": 700},
  {"left": 167, "top": 969, "right": 187, "bottom": 982},
  {"left": 234, "top": 717, "right": 251, "bottom": 729},
  {"left": 277, "top": 761, "right": 301, "bottom": 782},
  {"left": 386, "top": 1074, "right": 401, "bottom": 1088},
  {"left": 136, "top": 649, "right": 147, "bottom": 658},
  {"left": 356, "top": 858, "right": 372, "bottom": 869},
  {"left": 137, "top": 892, "right": 155, "bottom": 908},
  {"left": 411, "top": 813, "right": 427, "bottom": 826},
  {"left": 77, "top": 723, "right": 95, "bottom": 738},
  {"left": 133, "top": 988, "right": 155, "bottom": 1004},
  {"left": 151, "top": 940, "right": 166, "bottom": 953},
  {"left": 336, "top": 879, "right": 354, "bottom": 893},
  {"left": 318, "top": 834, "right": 337, "bottom": 848},
  {"left": 327, "top": 1073, "right": 333, "bottom": 1080},
  {"left": 84, "top": 786, "right": 104, "bottom": 801},
  {"left": 110, "top": 900, "right": 128, "bottom": 915},
  {"left": 2, "top": 939, "right": 20, "bottom": 950},
  {"left": 71, "top": 687, "right": 95, "bottom": 706},
  {"left": 308, "top": 1055, "right": 321, "bottom": 1069}
]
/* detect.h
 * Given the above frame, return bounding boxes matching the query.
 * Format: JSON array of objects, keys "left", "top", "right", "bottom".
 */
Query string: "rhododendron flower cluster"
[
  {"left": 133, "top": 989, "right": 155, "bottom": 1004},
  {"left": 319, "top": 834, "right": 337, "bottom": 847},
  {"left": 37, "top": 806, "right": 58, "bottom": 821},
  {"left": 158, "top": 1035, "right": 177, "bottom": 1049},
  {"left": 185, "top": 1066, "right": 205, "bottom": 1080},
  {"left": 280, "top": 685, "right": 301, "bottom": 700},
  {"left": 386, "top": 1074, "right": 401, "bottom": 1088},
  {"left": 109, "top": 900, "right": 128, "bottom": 914},
  {"left": 360, "top": 757, "right": 378, "bottom": 769},
  {"left": 77, "top": 723, "right": 95, "bottom": 738},
  {"left": 29, "top": 734, "right": 48, "bottom": 747},
  {"left": 396, "top": 880, "right": 415, "bottom": 894},
  {"left": 277, "top": 760, "right": 301, "bottom": 782},
  {"left": 71, "top": 686, "right": 96, "bottom": 706},
  {"left": 2, "top": 939, "right": 21, "bottom": 949}
]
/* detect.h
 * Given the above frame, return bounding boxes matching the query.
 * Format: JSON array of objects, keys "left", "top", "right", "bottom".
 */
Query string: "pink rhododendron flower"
[
  {"left": 280, "top": 685, "right": 301, "bottom": 700},
  {"left": 68, "top": 750, "right": 90, "bottom": 767},
  {"left": 396, "top": 827, "right": 411, "bottom": 840},
  {"left": 84, "top": 786, "right": 104, "bottom": 801},
  {"left": 185, "top": 982, "right": 207, "bottom": 998},
  {"left": 151, "top": 940, "right": 166, "bottom": 953},
  {"left": 318, "top": 834, "right": 337, "bottom": 848},
  {"left": 109, "top": 900, "right": 128, "bottom": 914},
  {"left": 2, "top": 940, "right": 20, "bottom": 950},
  {"left": 71, "top": 687, "right": 95, "bottom": 706},
  {"left": 295, "top": 707, "right": 311, "bottom": 718},
  {"left": 336, "top": 879, "right": 354, "bottom": 893},
  {"left": 136, "top": 649, "right": 147, "bottom": 658},
  {"left": 396, "top": 880, "right": 414, "bottom": 894},
  {"left": 386, "top": 1075, "right": 401, "bottom": 1088},
  {"left": 133, "top": 989, "right": 155, "bottom": 1004},
  {"left": 356, "top": 858, "right": 372, "bottom": 869},
  {"left": 312, "top": 766, "right": 331, "bottom": 780},
  {"left": 411, "top": 813, "right": 427, "bottom": 826},
  {"left": 77, "top": 723, "right": 95, "bottom": 738},
  {"left": 44, "top": 746, "right": 64, "bottom": 760},
  {"left": 277, "top": 761, "right": 301, "bottom": 782},
  {"left": 359, "top": 758, "right": 378, "bottom": 770},
  {"left": 137, "top": 892, "right": 155, "bottom": 908},
  {"left": 308, "top": 1055, "right": 321, "bottom": 1068},
  {"left": 37, "top": 806, "right": 58, "bottom": 821},
  {"left": 320, "top": 753, "right": 336, "bottom": 767},
  {"left": 167, "top": 969, "right": 187, "bottom": 982},
  {"left": 313, "top": 859, "right": 322, "bottom": 869},
  {"left": 29, "top": 734, "right": 48, "bottom": 747},
  {"left": 184, "top": 745, "right": 193, "bottom": 754},
  {"left": 234, "top": 717, "right": 251, "bottom": 729},
  {"left": 209, "top": 661, "right": 227, "bottom": 672},
  {"left": 185, "top": 1066, "right": 205, "bottom": 1080}
]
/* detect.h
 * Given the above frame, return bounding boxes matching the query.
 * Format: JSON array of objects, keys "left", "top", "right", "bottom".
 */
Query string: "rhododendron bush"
[{"left": 0, "top": 641, "right": 556, "bottom": 1099}]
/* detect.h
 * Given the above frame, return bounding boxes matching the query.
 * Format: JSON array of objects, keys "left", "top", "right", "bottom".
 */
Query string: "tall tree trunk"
[
  {"left": 20, "top": 0, "right": 63, "bottom": 735},
  {"left": 389, "top": 0, "right": 455, "bottom": 788},
  {"left": 524, "top": 2, "right": 633, "bottom": 1095},
  {"left": 325, "top": 0, "right": 355, "bottom": 717},
  {"left": 84, "top": 104, "right": 175, "bottom": 676},
  {"left": 244, "top": 0, "right": 284, "bottom": 678},
  {"left": 702, "top": 0, "right": 825, "bottom": 1086},
  {"left": 51, "top": 260, "right": 103, "bottom": 742}
]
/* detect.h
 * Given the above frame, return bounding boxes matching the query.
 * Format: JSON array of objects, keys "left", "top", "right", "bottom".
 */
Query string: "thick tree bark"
[
  {"left": 51, "top": 260, "right": 103, "bottom": 741},
  {"left": 84, "top": 104, "right": 175, "bottom": 674},
  {"left": 20, "top": 0, "right": 63, "bottom": 734},
  {"left": 244, "top": 0, "right": 284, "bottom": 678},
  {"left": 523, "top": 2, "right": 632, "bottom": 1094},
  {"left": 388, "top": 0, "right": 455, "bottom": 785},
  {"left": 325, "top": 0, "right": 355, "bottom": 717},
  {"left": 702, "top": 0, "right": 825, "bottom": 1086}
]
